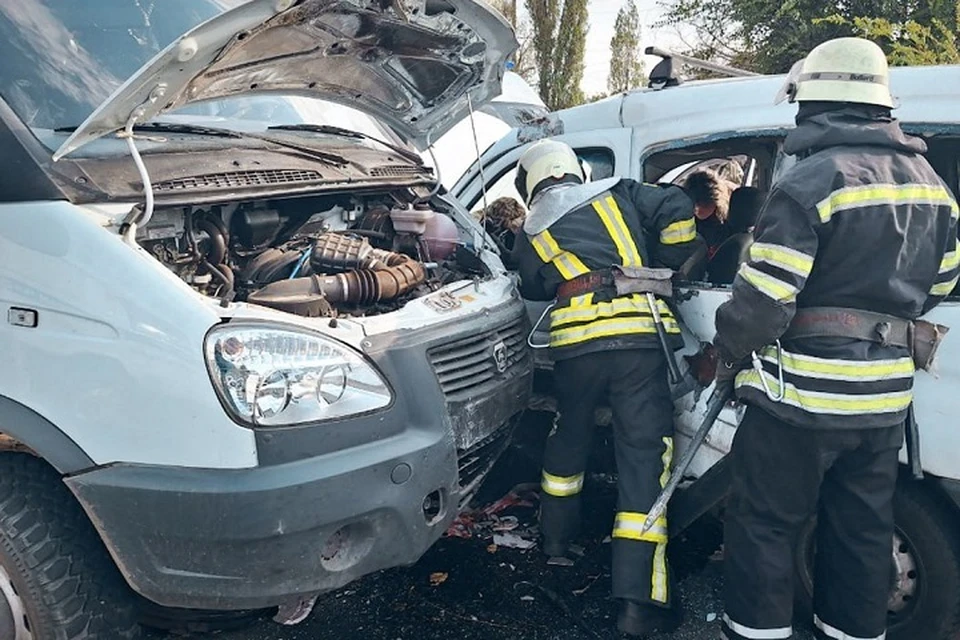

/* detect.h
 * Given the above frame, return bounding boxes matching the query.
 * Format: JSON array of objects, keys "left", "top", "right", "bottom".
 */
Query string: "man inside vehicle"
[
  {"left": 712, "top": 37, "right": 960, "bottom": 640},
  {"left": 512, "top": 139, "right": 703, "bottom": 637}
]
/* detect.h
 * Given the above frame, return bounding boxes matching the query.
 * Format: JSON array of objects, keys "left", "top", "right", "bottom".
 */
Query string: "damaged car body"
[{"left": 0, "top": 0, "right": 531, "bottom": 633}]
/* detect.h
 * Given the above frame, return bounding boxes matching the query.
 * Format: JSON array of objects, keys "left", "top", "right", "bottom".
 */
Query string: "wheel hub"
[
  {"left": 888, "top": 531, "right": 919, "bottom": 614},
  {"left": 0, "top": 562, "right": 31, "bottom": 640}
]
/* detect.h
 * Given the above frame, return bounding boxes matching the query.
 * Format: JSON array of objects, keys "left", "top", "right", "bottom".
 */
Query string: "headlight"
[{"left": 204, "top": 324, "right": 392, "bottom": 427}]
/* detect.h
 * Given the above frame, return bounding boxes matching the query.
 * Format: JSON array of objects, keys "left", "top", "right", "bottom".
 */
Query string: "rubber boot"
[{"left": 616, "top": 601, "right": 682, "bottom": 637}]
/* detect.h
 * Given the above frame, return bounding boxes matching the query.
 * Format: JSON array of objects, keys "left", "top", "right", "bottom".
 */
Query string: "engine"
[{"left": 138, "top": 192, "right": 480, "bottom": 317}]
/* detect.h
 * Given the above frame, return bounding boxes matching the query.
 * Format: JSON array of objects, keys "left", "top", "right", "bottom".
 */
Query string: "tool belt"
[
  {"left": 556, "top": 266, "right": 674, "bottom": 302},
  {"left": 783, "top": 306, "right": 950, "bottom": 372}
]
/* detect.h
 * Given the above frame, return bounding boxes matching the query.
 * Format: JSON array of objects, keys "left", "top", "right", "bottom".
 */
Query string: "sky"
[{"left": 520, "top": 0, "right": 694, "bottom": 97}]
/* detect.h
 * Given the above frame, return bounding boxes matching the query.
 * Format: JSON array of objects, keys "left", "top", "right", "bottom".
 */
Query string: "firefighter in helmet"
[
  {"left": 512, "top": 139, "right": 703, "bottom": 636},
  {"left": 713, "top": 37, "right": 960, "bottom": 640}
]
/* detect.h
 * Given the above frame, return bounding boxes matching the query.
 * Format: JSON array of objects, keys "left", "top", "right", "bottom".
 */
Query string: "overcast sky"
[{"left": 525, "top": 0, "right": 692, "bottom": 96}]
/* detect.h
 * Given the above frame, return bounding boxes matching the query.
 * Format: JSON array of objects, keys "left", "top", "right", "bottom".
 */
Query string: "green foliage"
[
  {"left": 608, "top": 0, "right": 646, "bottom": 93},
  {"left": 489, "top": 0, "right": 538, "bottom": 82},
  {"left": 525, "top": 0, "right": 589, "bottom": 109},
  {"left": 658, "top": 0, "right": 960, "bottom": 74}
]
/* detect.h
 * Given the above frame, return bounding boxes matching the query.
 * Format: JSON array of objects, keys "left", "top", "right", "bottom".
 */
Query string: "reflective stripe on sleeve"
[
  {"left": 748, "top": 242, "right": 815, "bottom": 277},
  {"left": 541, "top": 471, "right": 584, "bottom": 497},
  {"left": 736, "top": 369, "right": 912, "bottom": 415},
  {"left": 816, "top": 183, "right": 959, "bottom": 223},
  {"left": 939, "top": 240, "right": 960, "bottom": 274},
  {"left": 593, "top": 196, "right": 643, "bottom": 267},
  {"left": 814, "top": 615, "right": 886, "bottom": 640},
  {"left": 722, "top": 614, "right": 793, "bottom": 639},
  {"left": 756, "top": 346, "right": 914, "bottom": 382},
  {"left": 738, "top": 264, "right": 799, "bottom": 302},
  {"left": 531, "top": 230, "right": 590, "bottom": 280},
  {"left": 659, "top": 218, "right": 697, "bottom": 245},
  {"left": 930, "top": 273, "right": 960, "bottom": 297}
]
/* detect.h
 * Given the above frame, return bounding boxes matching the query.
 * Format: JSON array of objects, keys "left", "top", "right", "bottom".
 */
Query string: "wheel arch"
[{"left": 0, "top": 395, "right": 94, "bottom": 474}]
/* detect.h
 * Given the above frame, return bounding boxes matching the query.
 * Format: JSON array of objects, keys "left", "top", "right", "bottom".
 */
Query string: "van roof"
[{"left": 550, "top": 64, "right": 960, "bottom": 149}]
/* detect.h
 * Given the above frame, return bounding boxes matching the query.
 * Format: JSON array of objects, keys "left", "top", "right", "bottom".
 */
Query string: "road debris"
[
  {"left": 429, "top": 572, "right": 449, "bottom": 587},
  {"left": 707, "top": 613, "right": 718, "bottom": 622},
  {"left": 444, "top": 483, "right": 541, "bottom": 550},
  {"left": 273, "top": 595, "right": 318, "bottom": 626},
  {"left": 493, "top": 532, "right": 537, "bottom": 550}
]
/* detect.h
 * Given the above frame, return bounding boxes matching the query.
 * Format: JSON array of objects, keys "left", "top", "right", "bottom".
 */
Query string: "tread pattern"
[{"left": 0, "top": 453, "right": 140, "bottom": 640}]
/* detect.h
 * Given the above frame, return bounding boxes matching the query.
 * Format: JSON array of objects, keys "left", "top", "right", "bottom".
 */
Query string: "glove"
[{"left": 715, "top": 358, "right": 744, "bottom": 393}]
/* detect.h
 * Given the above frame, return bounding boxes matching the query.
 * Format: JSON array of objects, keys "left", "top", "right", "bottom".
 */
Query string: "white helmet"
[
  {"left": 775, "top": 37, "right": 894, "bottom": 108},
  {"left": 515, "top": 139, "right": 584, "bottom": 205}
]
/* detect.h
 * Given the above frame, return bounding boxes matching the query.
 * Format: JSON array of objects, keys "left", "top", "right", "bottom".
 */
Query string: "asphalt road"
[{"left": 159, "top": 412, "right": 814, "bottom": 640}]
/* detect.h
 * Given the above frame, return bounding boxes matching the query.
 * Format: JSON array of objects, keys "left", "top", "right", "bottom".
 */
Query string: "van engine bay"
[{"left": 137, "top": 190, "right": 487, "bottom": 317}]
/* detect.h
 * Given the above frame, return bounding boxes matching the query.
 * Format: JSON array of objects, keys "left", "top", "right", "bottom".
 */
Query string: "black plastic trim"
[{"left": 0, "top": 396, "right": 94, "bottom": 473}]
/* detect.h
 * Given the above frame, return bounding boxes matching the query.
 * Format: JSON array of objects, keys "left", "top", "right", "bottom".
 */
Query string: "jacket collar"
[{"left": 783, "top": 108, "right": 927, "bottom": 158}]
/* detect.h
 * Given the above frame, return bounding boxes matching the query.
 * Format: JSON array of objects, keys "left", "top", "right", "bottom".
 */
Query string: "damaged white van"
[
  {"left": 0, "top": 0, "right": 533, "bottom": 637},
  {"left": 456, "top": 57, "right": 960, "bottom": 640}
]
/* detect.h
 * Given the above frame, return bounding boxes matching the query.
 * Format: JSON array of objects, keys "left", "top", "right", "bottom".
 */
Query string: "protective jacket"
[
  {"left": 715, "top": 108, "right": 960, "bottom": 429},
  {"left": 515, "top": 178, "right": 702, "bottom": 361}
]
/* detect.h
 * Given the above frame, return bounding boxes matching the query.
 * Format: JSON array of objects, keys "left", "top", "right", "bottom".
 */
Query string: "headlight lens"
[{"left": 204, "top": 324, "right": 392, "bottom": 427}]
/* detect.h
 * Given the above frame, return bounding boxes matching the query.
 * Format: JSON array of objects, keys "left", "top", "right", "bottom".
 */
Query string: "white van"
[
  {"left": 0, "top": 1, "right": 534, "bottom": 637},
  {"left": 454, "top": 61, "right": 960, "bottom": 640}
]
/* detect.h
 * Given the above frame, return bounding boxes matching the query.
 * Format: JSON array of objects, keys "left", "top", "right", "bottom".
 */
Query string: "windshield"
[{"left": 0, "top": 0, "right": 405, "bottom": 149}]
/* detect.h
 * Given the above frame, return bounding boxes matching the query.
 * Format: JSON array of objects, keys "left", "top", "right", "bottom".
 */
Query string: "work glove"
[{"left": 715, "top": 357, "right": 744, "bottom": 394}]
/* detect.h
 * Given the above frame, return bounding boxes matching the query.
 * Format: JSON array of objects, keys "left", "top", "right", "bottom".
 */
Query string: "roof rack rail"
[{"left": 645, "top": 46, "right": 759, "bottom": 89}]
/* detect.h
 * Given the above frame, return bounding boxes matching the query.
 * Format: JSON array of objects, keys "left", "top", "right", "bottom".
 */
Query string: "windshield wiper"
[
  {"left": 267, "top": 123, "right": 424, "bottom": 165},
  {"left": 55, "top": 121, "right": 349, "bottom": 168}
]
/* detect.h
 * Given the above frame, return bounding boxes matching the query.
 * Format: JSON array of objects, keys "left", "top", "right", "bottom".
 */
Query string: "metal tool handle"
[
  {"left": 646, "top": 292, "right": 683, "bottom": 384},
  {"left": 641, "top": 384, "right": 733, "bottom": 534},
  {"left": 906, "top": 403, "right": 924, "bottom": 480}
]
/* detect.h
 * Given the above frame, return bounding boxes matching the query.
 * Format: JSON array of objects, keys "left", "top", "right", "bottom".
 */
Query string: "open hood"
[{"left": 53, "top": 0, "right": 517, "bottom": 160}]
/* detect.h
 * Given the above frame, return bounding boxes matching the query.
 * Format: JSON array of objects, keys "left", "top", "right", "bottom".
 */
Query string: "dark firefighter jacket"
[
  {"left": 714, "top": 107, "right": 960, "bottom": 429},
  {"left": 515, "top": 178, "right": 702, "bottom": 361}
]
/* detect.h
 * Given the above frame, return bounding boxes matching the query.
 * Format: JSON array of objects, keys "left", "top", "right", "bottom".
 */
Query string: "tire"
[
  {"left": 0, "top": 453, "right": 141, "bottom": 640},
  {"left": 794, "top": 479, "right": 960, "bottom": 640}
]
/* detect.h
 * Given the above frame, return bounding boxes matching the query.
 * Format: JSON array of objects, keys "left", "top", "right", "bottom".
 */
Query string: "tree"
[
  {"left": 658, "top": 0, "right": 960, "bottom": 74},
  {"left": 608, "top": 0, "right": 646, "bottom": 94},
  {"left": 525, "top": 0, "right": 589, "bottom": 110},
  {"left": 490, "top": 0, "right": 537, "bottom": 82},
  {"left": 822, "top": 13, "right": 960, "bottom": 65}
]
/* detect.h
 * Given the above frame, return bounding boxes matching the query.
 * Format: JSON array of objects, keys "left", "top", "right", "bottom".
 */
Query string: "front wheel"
[
  {"left": 794, "top": 479, "right": 960, "bottom": 640},
  {"left": 0, "top": 453, "right": 141, "bottom": 640}
]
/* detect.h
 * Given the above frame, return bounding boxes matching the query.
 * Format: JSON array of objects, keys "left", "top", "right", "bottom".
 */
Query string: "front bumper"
[{"left": 65, "top": 297, "right": 532, "bottom": 610}]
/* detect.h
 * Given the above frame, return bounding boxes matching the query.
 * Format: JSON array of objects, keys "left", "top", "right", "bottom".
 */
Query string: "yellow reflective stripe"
[
  {"left": 749, "top": 242, "right": 815, "bottom": 278},
  {"left": 931, "top": 273, "right": 960, "bottom": 296},
  {"left": 757, "top": 346, "right": 914, "bottom": 382},
  {"left": 816, "top": 183, "right": 960, "bottom": 223},
  {"left": 550, "top": 294, "right": 673, "bottom": 326},
  {"left": 940, "top": 241, "right": 960, "bottom": 274},
  {"left": 651, "top": 436, "right": 673, "bottom": 603},
  {"left": 660, "top": 218, "right": 697, "bottom": 245},
  {"left": 593, "top": 197, "right": 643, "bottom": 267},
  {"left": 736, "top": 369, "right": 913, "bottom": 415},
  {"left": 532, "top": 230, "right": 590, "bottom": 279},
  {"left": 739, "top": 264, "right": 798, "bottom": 302},
  {"left": 541, "top": 471, "right": 584, "bottom": 497},
  {"left": 550, "top": 317, "right": 680, "bottom": 347},
  {"left": 568, "top": 292, "right": 594, "bottom": 308},
  {"left": 612, "top": 512, "right": 668, "bottom": 543}
]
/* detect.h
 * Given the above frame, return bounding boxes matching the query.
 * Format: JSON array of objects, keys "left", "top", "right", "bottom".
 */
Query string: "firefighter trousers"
[
  {"left": 540, "top": 348, "right": 676, "bottom": 608},
  {"left": 721, "top": 405, "right": 903, "bottom": 640}
]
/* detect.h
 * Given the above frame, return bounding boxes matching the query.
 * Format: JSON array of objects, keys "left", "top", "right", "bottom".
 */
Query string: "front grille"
[
  {"left": 369, "top": 165, "right": 421, "bottom": 177},
  {"left": 457, "top": 421, "right": 515, "bottom": 506},
  {"left": 154, "top": 169, "right": 322, "bottom": 192},
  {"left": 427, "top": 318, "right": 529, "bottom": 402}
]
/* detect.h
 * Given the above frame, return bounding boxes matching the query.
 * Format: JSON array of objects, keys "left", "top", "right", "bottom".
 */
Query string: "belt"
[
  {"left": 556, "top": 270, "right": 615, "bottom": 301},
  {"left": 783, "top": 306, "right": 911, "bottom": 348}
]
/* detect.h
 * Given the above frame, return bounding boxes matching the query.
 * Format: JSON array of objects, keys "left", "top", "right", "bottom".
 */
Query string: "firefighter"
[
  {"left": 713, "top": 37, "right": 960, "bottom": 640},
  {"left": 512, "top": 139, "right": 703, "bottom": 636}
]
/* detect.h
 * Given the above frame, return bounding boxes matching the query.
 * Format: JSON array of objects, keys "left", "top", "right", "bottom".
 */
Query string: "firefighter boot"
[{"left": 616, "top": 600, "right": 682, "bottom": 637}]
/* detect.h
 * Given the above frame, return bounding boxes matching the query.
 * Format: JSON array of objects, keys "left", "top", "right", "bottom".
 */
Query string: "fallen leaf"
[
  {"left": 429, "top": 572, "right": 448, "bottom": 586},
  {"left": 487, "top": 544, "right": 498, "bottom": 553}
]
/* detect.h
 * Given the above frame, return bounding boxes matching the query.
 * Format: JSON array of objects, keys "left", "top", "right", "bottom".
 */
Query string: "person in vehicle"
[
  {"left": 706, "top": 186, "right": 763, "bottom": 284},
  {"left": 682, "top": 168, "right": 738, "bottom": 259},
  {"left": 512, "top": 139, "right": 702, "bottom": 637},
  {"left": 711, "top": 37, "right": 960, "bottom": 640}
]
